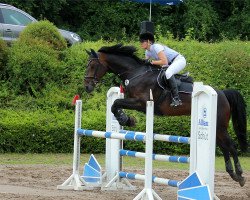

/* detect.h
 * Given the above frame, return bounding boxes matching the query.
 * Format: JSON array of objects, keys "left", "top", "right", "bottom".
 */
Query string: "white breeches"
[{"left": 165, "top": 55, "right": 186, "bottom": 79}]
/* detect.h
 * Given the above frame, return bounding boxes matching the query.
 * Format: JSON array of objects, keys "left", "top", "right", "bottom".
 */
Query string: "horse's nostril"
[
  {"left": 85, "top": 86, "right": 90, "bottom": 93},
  {"left": 85, "top": 85, "right": 94, "bottom": 93}
]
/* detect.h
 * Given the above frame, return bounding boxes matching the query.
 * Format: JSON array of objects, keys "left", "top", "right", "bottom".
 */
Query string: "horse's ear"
[
  {"left": 85, "top": 49, "right": 91, "bottom": 55},
  {"left": 90, "top": 49, "right": 99, "bottom": 58}
]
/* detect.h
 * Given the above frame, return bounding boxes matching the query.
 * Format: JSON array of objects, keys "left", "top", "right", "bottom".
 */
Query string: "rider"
[{"left": 139, "top": 32, "right": 186, "bottom": 107}]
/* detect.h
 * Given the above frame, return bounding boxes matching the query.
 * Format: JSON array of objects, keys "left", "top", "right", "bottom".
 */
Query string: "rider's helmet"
[{"left": 139, "top": 32, "right": 155, "bottom": 43}]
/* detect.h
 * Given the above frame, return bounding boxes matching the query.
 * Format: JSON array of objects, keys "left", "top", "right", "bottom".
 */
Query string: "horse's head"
[{"left": 84, "top": 49, "right": 109, "bottom": 93}]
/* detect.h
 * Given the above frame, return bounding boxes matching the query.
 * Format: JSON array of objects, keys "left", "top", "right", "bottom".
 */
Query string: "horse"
[{"left": 83, "top": 44, "right": 248, "bottom": 187}]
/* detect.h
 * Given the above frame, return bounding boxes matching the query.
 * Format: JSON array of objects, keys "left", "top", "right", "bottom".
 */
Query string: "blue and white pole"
[
  {"left": 77, "top": 129, "right": 145, "bottom": 141},
  {"left": 119, "top": 130, "right": 190, "bottom": 144},
  {"left": 119, "top": 172, "right": 180, "bottom": 187},
  {"left": 119, "top": 149, "right": 189, "bottom": 163}
]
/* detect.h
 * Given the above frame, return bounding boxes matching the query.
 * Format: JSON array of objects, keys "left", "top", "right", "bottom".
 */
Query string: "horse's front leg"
[{"left": 111, "top": 98, "right": 145, "bottom": 127}]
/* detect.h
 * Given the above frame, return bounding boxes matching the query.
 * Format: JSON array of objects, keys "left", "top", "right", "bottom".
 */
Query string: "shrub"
[
  {"left": 0, "top": 39, "right": 9, "bottom": 80},
  {"left": 7, "top": 20, "right": 70, "bottom": 96},
  {"left": 0, "top": 109, "right": 74, "bottom": 153},
  {"left": 8, "top": 38, "right": 65, "bottom": 96},
  {"left": 19, "top": 20, "right": 67, "bottom": 51}
]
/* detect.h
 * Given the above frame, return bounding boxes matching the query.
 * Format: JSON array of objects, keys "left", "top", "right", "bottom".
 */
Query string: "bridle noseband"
[{"left": 84, "top": 58, "right": 100, "bottom": 84}]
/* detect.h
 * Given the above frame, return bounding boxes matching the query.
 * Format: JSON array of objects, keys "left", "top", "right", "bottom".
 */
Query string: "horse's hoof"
[
  {"left": 239, "top": 177, "right": 246, "bottom": 187},
  {"left": 127, "top": 117, "right": 136, "bottom": 127},
  {"left": 230, "top": 173, "right": 239, "bottom": 182}
]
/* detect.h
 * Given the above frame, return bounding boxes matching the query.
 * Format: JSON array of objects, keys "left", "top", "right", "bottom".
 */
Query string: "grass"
[{"left": 0, "top": 153, "right": 249, "bottom": 171}]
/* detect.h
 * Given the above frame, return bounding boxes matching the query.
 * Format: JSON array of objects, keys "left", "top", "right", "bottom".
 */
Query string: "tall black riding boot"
[{"left": 168, "top": 76, "right": 182, "bottom": 107}]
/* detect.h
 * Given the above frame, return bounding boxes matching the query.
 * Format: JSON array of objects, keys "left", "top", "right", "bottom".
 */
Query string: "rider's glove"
[{"left": 144, "top": 58, "right": 153, "bottom": 65}]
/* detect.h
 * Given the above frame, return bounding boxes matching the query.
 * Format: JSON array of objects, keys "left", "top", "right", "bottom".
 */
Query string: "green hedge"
[
  {"left": 0, "top": 39, "right": 9, "bottom": 80},
  {"left": 0, "top": 39, "right": 249, "bottom": 154},
  {"left": 0, "top": 109, "right": 73, "bottom": 153}
]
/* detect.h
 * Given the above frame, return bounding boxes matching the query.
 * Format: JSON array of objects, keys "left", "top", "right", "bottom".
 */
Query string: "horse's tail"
[{"left": 223, "top": 89, "right": 248, "bottom": 152}]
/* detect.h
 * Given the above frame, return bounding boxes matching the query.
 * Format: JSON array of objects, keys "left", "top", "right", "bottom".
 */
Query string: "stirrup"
[{"left": 170, "top": 97, "right": 182, "bottom": 107}]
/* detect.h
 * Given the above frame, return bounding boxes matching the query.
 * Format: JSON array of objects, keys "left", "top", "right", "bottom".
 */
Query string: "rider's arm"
[
  {"left": 145, "top": 51, "right": 150, "bottom": 59},
  {"left": 151, "top": 50, "right": 168, "bottom": 67}
]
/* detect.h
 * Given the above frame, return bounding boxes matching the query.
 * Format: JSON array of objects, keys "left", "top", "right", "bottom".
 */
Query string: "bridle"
[{"left": 84, "top": 58, "right": 100, "bottom": 85}]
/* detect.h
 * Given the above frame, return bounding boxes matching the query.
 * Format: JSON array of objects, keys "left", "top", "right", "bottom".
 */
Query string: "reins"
[{"left": 121, "top": 66, "right": 163, "bottom": 87}]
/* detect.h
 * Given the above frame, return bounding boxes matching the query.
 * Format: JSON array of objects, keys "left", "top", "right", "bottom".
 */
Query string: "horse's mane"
[{"left": 98, "top": 44, "right": 144, "bottom": 64}]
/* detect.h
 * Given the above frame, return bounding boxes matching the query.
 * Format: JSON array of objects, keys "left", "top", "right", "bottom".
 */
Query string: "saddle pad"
[
  {"left": 178, "top": 82, "right": 193, "bottom": 94},
  {"left": 158, "top": 70, "right": 193, "bottom": 93}
]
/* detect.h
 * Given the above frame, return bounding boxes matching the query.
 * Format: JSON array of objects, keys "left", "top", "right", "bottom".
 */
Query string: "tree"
[{"left": 182, "top": 0, "right": 220, "bottom": 41}]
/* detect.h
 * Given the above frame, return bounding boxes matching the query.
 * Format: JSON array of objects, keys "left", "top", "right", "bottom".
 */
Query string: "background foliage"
[
  {"left": 1, "top": 0, "right": 249, "bottom": 41},
  {"left": 7, "top": 21, "right": 67, "bottom": 96},
  {"left": 0, "top": 39, "right": 9, "bottom": 80},
  {"left": 0, "top": 21, "right": 249, "bottom": 154}
]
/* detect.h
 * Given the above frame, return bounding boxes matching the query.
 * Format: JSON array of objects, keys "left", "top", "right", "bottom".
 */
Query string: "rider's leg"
[
  {"left": 168, "top": 76, "right": 182, "bottom": 106},
  {"left": 165, "top": 55, "right": 186, "bottom": 107}
]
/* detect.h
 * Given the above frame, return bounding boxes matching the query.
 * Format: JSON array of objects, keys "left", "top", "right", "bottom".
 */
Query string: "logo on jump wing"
[
  {"left": 203, "top": 107, "right": 207, "bottom": 118},
  {"left": 198, "top": 107, "right": 209, "bottom": 126}
]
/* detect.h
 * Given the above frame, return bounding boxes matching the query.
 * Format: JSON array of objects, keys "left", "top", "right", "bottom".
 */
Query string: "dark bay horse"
[{"left": 83, "top": 44, "right": 248, "bottom": 187}]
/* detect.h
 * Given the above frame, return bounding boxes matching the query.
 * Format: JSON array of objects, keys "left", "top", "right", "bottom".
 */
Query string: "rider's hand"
[{"left": 144, "top": 58, "right": 153, "bottom": 65}]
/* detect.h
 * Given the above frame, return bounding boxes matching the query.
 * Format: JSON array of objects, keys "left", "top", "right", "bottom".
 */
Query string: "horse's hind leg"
[
  {"left": 234, "top": 161, "right": 246, "bottom": 187},
  {"left": 230, "top": 144, "right": 246, "bottom": 187},
  {"left": 218, "top": 143, "right": 238, "bottom": 181},
  {"left": 217, "top": 133, "right": 246, "bottom": 187}
]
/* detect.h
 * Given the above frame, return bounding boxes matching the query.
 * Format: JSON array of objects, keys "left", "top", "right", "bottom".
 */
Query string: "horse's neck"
[{"left": 107, "top": 56, "right": 143, "bottom": 80}]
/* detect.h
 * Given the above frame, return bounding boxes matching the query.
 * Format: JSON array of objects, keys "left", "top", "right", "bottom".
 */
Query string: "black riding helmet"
[{"left": 139, "top": 32, "right": 155, "bottom": 43}]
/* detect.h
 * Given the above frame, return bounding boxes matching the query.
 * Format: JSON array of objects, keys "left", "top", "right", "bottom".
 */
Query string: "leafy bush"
[
  {"left": 0, "top": 109, "right": 74, "bottom": 153},
  {"left": 0, "top": 39, "right": 9, "bottom": 80},
  {"left": 0, "top": 40, "right": 12, "bottom": 105},
  {"left": 7, "top": 39, "right": 65, "bottom": 96},
  {"left": 6, "top": 20, "right": 70, "bottom": 96},
  {"left": 19, "top": 20, "right": 67, "bottom": 51}
]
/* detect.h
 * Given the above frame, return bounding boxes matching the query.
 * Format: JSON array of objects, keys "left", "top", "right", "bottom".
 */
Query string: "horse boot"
[{"left": 167, "top": 76, "right": 182, "bottom": 107}]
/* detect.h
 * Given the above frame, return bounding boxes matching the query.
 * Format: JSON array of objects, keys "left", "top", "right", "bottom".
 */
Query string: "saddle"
[{"left": 158, "top": 70, "right": 193, "bottom": 93}]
